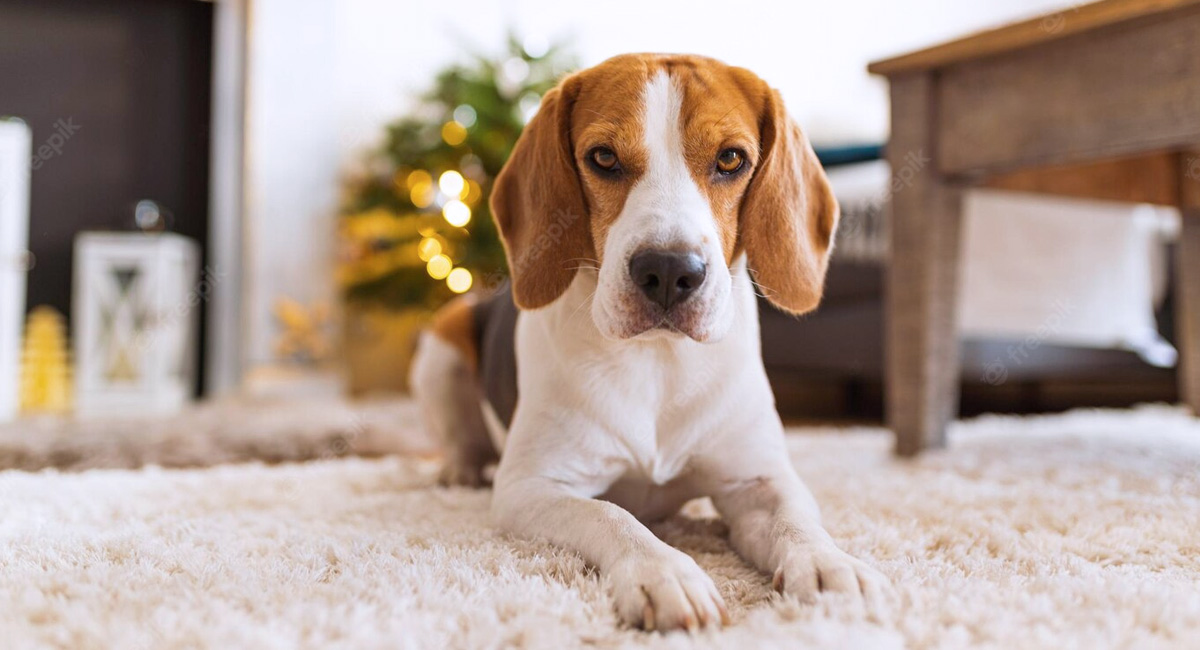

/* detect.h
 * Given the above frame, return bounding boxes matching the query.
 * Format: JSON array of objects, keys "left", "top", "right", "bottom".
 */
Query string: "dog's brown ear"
[
  {"left": 738, "top": 86, "right": 839, "bottom": 315},
  {"left": 490, "top": 75, "right": 593, "bottom": 310}
]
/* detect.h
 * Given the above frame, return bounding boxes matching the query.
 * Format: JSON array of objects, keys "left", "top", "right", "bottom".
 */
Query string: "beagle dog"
[{"left": 410, "top": 53, "right": 889, "bottom": 631}]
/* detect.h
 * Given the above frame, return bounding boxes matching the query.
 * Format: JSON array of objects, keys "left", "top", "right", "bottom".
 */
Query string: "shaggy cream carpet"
[{"left": 3, "top": 405, "right": 1200, "bottom": 649}]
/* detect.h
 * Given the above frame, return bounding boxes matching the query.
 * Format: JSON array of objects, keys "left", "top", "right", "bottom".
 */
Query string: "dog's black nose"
[{"left": 628, "top": 250, "right": 707, "bottom": 311}]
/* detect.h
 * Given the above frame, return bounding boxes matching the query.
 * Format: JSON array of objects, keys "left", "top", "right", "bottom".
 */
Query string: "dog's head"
[{"left": 491, "top": 54, "right": 838, "bottom": 342}]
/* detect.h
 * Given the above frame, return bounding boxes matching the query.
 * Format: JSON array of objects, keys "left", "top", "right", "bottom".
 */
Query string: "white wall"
[
  {"left": 244, "top": 0, "right": 1076, "bottom": 370},
  {"left": 245, "top": 0, "right": 340, "bottom": 369}
]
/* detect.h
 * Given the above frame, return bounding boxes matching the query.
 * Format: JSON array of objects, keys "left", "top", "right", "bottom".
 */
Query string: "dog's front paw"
[
  {"left": 437, "top": 449, "right": 492, "bottom": 488},
  {"left": 772, "top": 544, "right": 890, "bottom": 608},
  {"left": 608, "top": 551, "right": 729, "bottom": 632}
]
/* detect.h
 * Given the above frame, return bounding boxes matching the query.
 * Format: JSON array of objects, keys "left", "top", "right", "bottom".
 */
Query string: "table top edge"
[{"left": 868, "top": 0, "right": 1200, "bottom": 76}]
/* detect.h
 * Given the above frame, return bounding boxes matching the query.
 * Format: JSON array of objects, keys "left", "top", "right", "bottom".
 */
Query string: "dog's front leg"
[
  {"left": 493, "top": 475, "right": 729, "bottom": 631},
  {"left": 708, "top": 456, "right": 889, "bottom": 608}
]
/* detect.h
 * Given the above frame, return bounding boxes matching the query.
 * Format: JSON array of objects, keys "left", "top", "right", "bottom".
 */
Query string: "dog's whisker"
[
  {"left": 741, "top": 273, "right": 784, "bottom": 301},
  {"left": 730, "top": 280, "right": 771, "bottom": 301},
  {"left": 567, "top": 289, "right": 598, "bottom": 322}
]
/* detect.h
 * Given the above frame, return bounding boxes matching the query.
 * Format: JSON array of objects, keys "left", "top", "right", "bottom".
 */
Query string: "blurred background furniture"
[
  {"left": 866, "top": 0, "right": 1200, "bottom": 455},
  {"left": 761, "top": 151, "right": 1182, "bottom": 424}
]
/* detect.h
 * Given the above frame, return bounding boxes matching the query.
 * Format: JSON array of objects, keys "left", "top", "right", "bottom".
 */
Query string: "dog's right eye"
[{"left": 588, "top": 147, "right": 621, "bottom": 173}]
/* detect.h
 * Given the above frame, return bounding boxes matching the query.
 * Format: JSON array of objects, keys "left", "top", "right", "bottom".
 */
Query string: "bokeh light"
[
  {"left": 438, "top": 170, "right": 465, "bottom": 197},
  {"left": 405, "top": 169, "right": 432, "bottom": 190},
  {"left": 463, "top": 179, "right": 481, "bottom": 204},
  {"left": 452, "top": 105, "right": 477, "bottom": 128},
  {"left": 417, "top": 237, "right": 442, "bottom": 262},
  {"left": 409, "top": 180, "right": 435, "bottom": 208},
  {"left": 522, "top": 35, "right": 549, "bottom": 58},
  {"left": 442, "top": 200, "right": 471, "bottom": 227},
  {"left": 441, "top": 121, "right": 467, "bottom": 146},
  {"left": 426, "top": 254, "right": 452, "bottom": 279},
  {"left": 446, "top": 268, "right": 473, "bottom": 294}
]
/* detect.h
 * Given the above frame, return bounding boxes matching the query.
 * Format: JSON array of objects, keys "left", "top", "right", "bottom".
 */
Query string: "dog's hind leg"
[{"left": 410, "top": 298, "right": 497, "bottom": 487}]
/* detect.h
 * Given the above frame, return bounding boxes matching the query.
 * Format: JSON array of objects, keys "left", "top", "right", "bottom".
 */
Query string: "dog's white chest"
[
  {"left": 505, "top": 271, "right": 764, "bottom": 498},
  {"left": 601, "top": 350, "right": 728, "bottom": 487},
  {"left": 620, "top": 427, "right": 692, "bottom": 486},
  {"left": 646, "top": 449, "right": 687, "bottom": 485}
]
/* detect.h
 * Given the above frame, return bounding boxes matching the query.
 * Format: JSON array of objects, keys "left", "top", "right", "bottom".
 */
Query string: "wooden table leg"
[
  {"left": 1178, "top": 153, "right": 1200, "bottom": 413},
  {"left": 886, "top": 74, "right": 965, "bottom": 456}
]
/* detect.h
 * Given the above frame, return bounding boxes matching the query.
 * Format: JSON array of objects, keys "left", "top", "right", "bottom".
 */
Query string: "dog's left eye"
[
  {"left": 716, "top": 148, "right": 745, "bottom": 175},
  {"left": 588, "top": 147, "right": 621, "bottom": 173}
]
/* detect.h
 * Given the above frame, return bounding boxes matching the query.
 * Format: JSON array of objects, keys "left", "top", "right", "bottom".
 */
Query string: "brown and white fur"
[{"left": 410, "top": 54, "right": 889, "bottom": 632}]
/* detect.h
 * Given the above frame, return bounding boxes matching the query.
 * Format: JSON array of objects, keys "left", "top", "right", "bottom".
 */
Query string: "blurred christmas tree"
[
  {"left": 338, "top": 35, "right": 576, "bottom": 310},
  {"left": 19, "top": 306, "right": 72, "bottom": 414}
]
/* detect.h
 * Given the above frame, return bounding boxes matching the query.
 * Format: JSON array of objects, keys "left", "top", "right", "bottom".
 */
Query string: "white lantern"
[
  {"left": 73, "top": 232, "right": 200, "bottom": 418},
  {"left": 0, "top": 118, "right": 32, "bottom": 422}
]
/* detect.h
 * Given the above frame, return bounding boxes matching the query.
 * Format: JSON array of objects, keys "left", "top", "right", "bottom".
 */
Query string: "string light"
[
  {"left": 502, "top": 57, "right": 530, "bottom": 84},
  {"left": 441, "top": 121, "right": 467, "bottom": 146},
  {"left": 438, "top": 170, "right": 465, "bottom": 197},
  {"left": 405, "top": 170, "right": 432, "bottom": 190},
  {"left": 447, "top": 268, "right": 473, "bottom": 293},
  {"left": 452, "top": 105, "right": 477, "bottom": 128},
  {"left": 426, "top": 254, "right": 452, "bottom": 279},
  {"left": 459, "top": 153, "right": 485, "bottom": 179},
  {"left": 522, "top": 35, "right": 549, "bottom": 58},
  {"left": 443, "top": 200, "right": 471, "bottom": 227},
  {"left": 417, "top": 237, "right": 442, "bottom": 262},
  {"left": 462, "top": 179, "right": 481, "bottom": 203},
  {"left": 409, "top": 180, "right": 435, "bottom": 208}
]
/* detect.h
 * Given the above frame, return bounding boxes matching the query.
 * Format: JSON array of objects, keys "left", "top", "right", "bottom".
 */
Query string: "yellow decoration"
[
  {"left": 442, "top": 200, "right": 471, "bottom": 227},
  {"left": 446, "top": 268, "right": 473, "bottom": 294},
  {"left": 18, "top": 306, "right": 72, "bottom": 414},
  {"left": 441, "top": 121, "right": 468, "bottom": 146},
  {"left": 417, "top": 237, "right": 442, "bottom": 262},
  {"left": 273, "top": 298, "right": 332, "bottom": 363},
  {"left": 438, "top": 170, "right": 465, "bottom": 197},
  {"left": 426, "top": 254, "right": 452, "bottom": 279}
]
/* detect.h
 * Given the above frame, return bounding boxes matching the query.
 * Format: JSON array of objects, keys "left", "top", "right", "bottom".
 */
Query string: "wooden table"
[{"left": 869, "top": 0, "right": 1200, "bottom": 456}]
